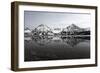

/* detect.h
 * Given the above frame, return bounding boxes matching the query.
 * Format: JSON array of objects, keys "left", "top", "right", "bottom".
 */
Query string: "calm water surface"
[{"left": 24, "top": 36, "right": 90, "bottom": 61}]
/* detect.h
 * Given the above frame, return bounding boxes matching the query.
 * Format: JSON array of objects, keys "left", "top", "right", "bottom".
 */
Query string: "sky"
[{"left": 24, "top": 11, "right": 91, "bottom": 30}]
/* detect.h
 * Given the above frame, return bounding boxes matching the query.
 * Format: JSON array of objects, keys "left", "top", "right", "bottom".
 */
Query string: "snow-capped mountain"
[
  {"left": 24, "top": 27, "right": 32, "bottom": 37},
  {"left": 63, "top": 24, "right": 81, "bottom": 32},
  {"left": 63, "top": 24, "right": 90, "bottom": 32},
  {"left": 28, "top": 23, "right": 90, "bottom": 36},
  {"left": 67, "top": 24, "right": 80, "bottom": 30},
  {"left": 35, "top": 24, "right": 52, "bottom": 32},
  {"left": 24, "top": 27, "right": 31, "bottom": 33}
]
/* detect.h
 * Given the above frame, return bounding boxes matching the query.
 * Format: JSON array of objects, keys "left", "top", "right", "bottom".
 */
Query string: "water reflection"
[
  {"left": 24, "top": 36, "right": 90, "bottom": 61},
  {"left": 31, "top": 36, "right": 53, "bottom": 46},
  {"left": 25, "top": 36, "right": 89, "bottom": 47},
  {"left": 61, "top": 37, "right": 89, "bottom": 47}
]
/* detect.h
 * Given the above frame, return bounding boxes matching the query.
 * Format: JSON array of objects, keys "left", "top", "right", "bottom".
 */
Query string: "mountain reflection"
[
  {"left": 25, "top": 36, "right": 89, "bottom": 47},
  {"left": 61, "top": 37, "right": 89, "bottom": 47},
  {"left": 31, "top": 36, "right": 53, "bottom": 46}
]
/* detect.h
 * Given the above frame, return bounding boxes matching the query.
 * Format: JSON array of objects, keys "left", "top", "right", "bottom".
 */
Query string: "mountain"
[
  {"left": 61, "top": 24, "right": 90, "bottom": 35},
  {"left": 66, "top": 24, "right": 81, "bottom": 31},
  {"left": 24, "top": 27, "right": 31, "bottom": 33},
  {"left": 62, "top": 24, "right": 80, "bottom": 32},
  {"left": 32, "top": 24, "right": 54, "bottom": 37},
  {"left": 24, "top": 27, "right": 32, "bottom": 37},
  {"left": 35, "top": 24, "right": 52, "bottom": 32}
]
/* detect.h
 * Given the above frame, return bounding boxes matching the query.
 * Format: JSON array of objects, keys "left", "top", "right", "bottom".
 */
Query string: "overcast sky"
[{"left": 24, "top": 11, "right": 91, "bottom": 30}]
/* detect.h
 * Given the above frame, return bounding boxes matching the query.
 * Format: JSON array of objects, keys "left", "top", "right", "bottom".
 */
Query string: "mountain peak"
[
  {"left": 35, "top": 24, "right": 52, "bottom": 32},
  {"left": 71, "top": 24, "right": 77, "bottom": 27},
  {"left": 67, "top": 24, "right": 80, "bottom": 30}
]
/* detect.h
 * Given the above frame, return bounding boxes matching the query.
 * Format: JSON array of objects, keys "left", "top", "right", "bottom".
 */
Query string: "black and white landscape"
[{"left": 24, "top": 11, "right": 90, "bottom": 62}]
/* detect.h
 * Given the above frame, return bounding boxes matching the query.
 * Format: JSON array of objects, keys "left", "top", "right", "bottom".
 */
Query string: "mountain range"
[{"left": 25, "top": 24, "right": 90, "bottom": 34}]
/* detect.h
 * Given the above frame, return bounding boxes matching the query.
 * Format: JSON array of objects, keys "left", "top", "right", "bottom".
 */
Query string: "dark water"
[{"left": 24, "top": 36, "right": 90, "bottom": 62}]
